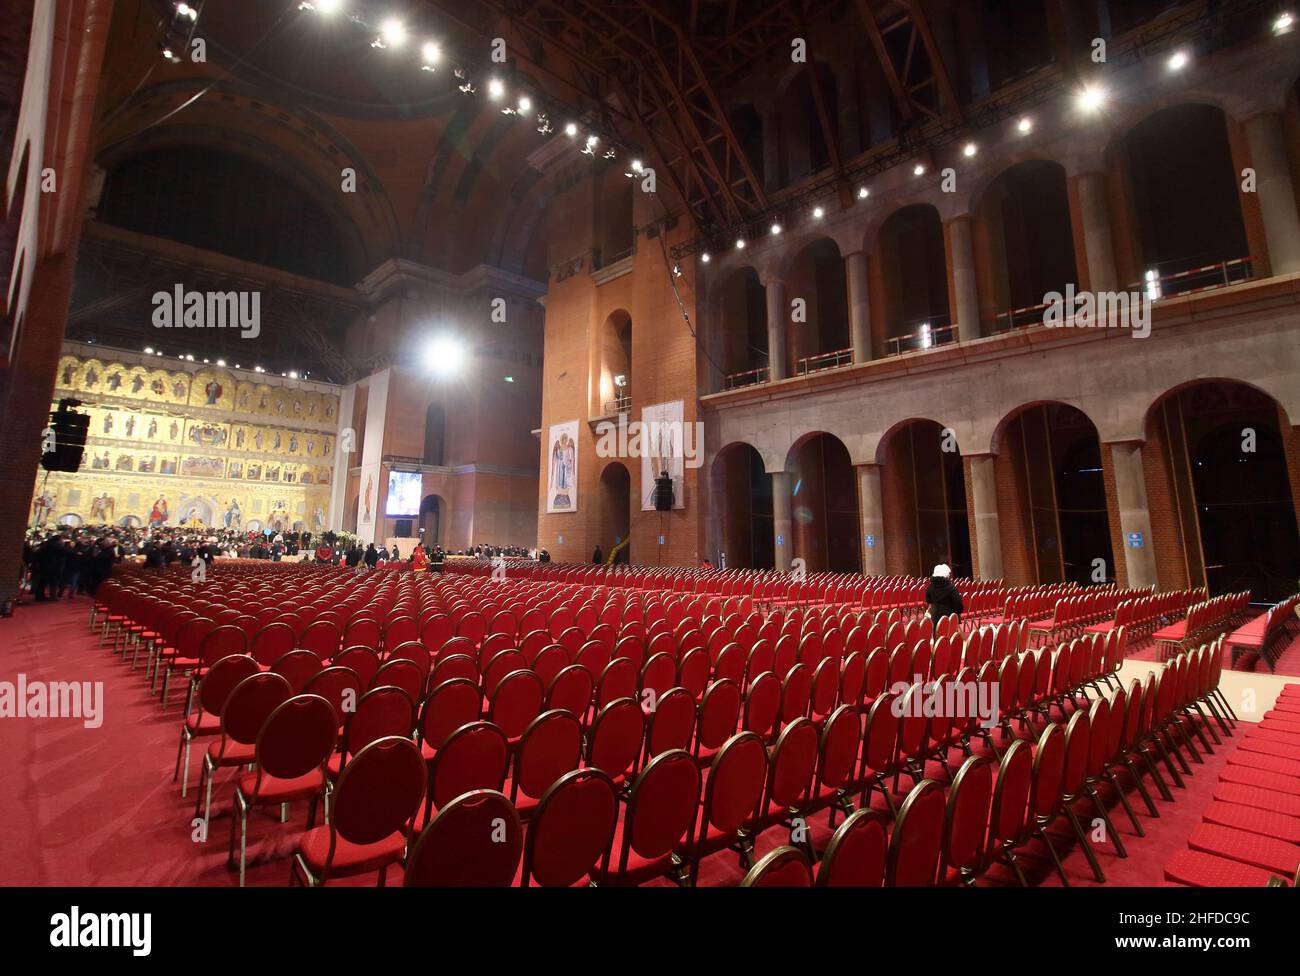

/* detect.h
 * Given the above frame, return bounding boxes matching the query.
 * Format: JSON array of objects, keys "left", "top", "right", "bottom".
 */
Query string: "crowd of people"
[{"left": 18, "top": 523, "right": 550, "bottom": 601}]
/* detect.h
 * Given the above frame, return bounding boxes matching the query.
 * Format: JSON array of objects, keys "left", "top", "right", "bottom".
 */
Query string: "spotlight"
[
  {"left": 857, "top": 187, "right": 869, "bottom": 199},
  {"left": 700, "top": 252, "right": 711, "bottom": 263},
  {"left": 421, "top": 42, "right": 440, "bottom": 67},
  {"left": 1076, "top": 83, "right": 1107, "bottom": 114},
  {"left": 585, "top": 134, "right": 599, "bottom": 148},
  {"left": 289, "top": 371, "right": 299, "bottom": 379},
  {"left": 963, "top": 142, "right": 978, "bottom": 157},
  {"left": 313, "top": 0, "right": 343, "bottom": 13},
  {"left": 488, "top": 78, "right": 505, "bottom": 100},
  {"left": 565, "top": 122, "right": 578, "bottom": 137},
  {"left": 1167, "top": 50, "right": 1189, "bottom": 71},
  {"left": 379, "top": 18, "right": 407, "bottom": 48},
  {"left": 185, "top": 354, "right": 194, "bottom": 362},
  {"left": 504, "top": 376, "right": 515, "bottom": 383},
  {"left": 672, "top": 264, "right": 683, "bottom": 277},
  {"left": 202, "top": 358, "right": 209, "bottom": 364},
  {"left": 1275, "top": 12, "right": 1294, "bottom": 34},
  {"left": 913, "top": 163, "right": 926, "bottom": 176},
  {"left": 425, "top": 335, "right": 466, "bottom": 377},
  {"left": 144, "top": 347, "right": 154, "bottom": 355},
  {"left": 517, "top": 95, "right": 531, "bottom": 114},
  {"left": 1017, "top": 116, "right": 1033, "bottom": 134},
  {"left": 812, "top": 206, "right": 824, "bottom": 219},
  {"left": 735, "top": 238, "right": 745, "bottom": 250},
  {"left": 176, "top": 2, "right": 198, "bottom": 18},
  {"left": 631, "top": 159, "right": 643, "bottom": 172},
  {"left": 770, "top": 222, "right": 782, "bottom": 235},
  {"left": 216, "top": 359, "right": 226, "bottom": 366}
]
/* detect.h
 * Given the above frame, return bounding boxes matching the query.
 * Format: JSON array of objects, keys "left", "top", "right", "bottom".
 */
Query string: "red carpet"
[{"left": 0, "top": 596, "right": 1242, "bottom": 887}]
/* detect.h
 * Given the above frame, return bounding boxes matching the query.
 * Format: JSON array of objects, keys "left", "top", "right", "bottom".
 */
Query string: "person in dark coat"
[
  {"left": 924, "top": 563, "right": 962, "bottom": 627},
  {"left": 592, "top": 546, "right": 603, "bottom": 565},
  {"left": 363, "top": 544, "right": 378, "bottom": 569}
]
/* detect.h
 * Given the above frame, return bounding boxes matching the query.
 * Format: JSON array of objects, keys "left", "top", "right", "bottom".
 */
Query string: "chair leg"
[
  {"left": 1063, "top": 805, "right": 1105, "bottom": 883},
  {"left": 1118, "top": 759, "right": 1159, "bottom": 818},
  {"left": 1103, "top": 770, "right": 1145, "bottom": 837},
  {"left": 1189, "top": 704, "right": 1221, "bottom": 746},
  {"left": 1003, "top": 844, "right": 1029, "bottom": 887},
  {"left": 1138, "top": 746, "right": 1176, "bottom": 799},
  {"left": 1212, "top": 687, "right": 1238, "bottom": 723},
  {"left": 1201, "top": 695, "right": 1232, "bottom": 737},
  {"left": 1086, "top": 785, "right": 1128, "bottom": 857},
  {"left": 1033, "top": 824, "right": 1070, "bottom": 887}
]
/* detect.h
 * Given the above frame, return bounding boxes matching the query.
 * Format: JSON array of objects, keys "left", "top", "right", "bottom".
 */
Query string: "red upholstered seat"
[
  {"left": 1214, "top": 783, "right": 1300, "bottom": 817},
  {"left": 236, "top": 769, "right": 325, "bottom": 803},
  {"left": 1226, "top": 750, "right": 1300, "bottom": 777},
  {"left": 1201, "top": 801, "right": 1300, "bottom": 845},
  {"left": 1164, "top": 849, "right": 1279, "bottom": 888},
  {"left": 1218, "top": 765, "right": 1300, "bottom": 796},
  {"left": 1187, "top": 823, "right": 1300, "bottom": 877},
  {"left": 298, "top": 826, "right": 407, "bottom": 877}
]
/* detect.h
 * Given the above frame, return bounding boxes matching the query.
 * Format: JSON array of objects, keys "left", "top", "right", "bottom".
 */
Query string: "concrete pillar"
[
  {"left": 856, "top": 463, "right": 886, "bottom": 576},
  {"left": 1076, "top": 170, "right": 1119, "bottom": 292},
  {"left": 764, "top": 277, "right": 789, "bottom": 381},
  {"left": 947, "top": 216, "right": 980, "bottom": 340},
  {"left": 1244, "top": 112, "right": 1300, "bottom": 276},
  {"left": 1108, "top": 441, "right": 1159, "bottom": 590},
  {"left": 772, "top": 470, "right": 793, "bottom": 572},
  {"left": 967, "top": 454, "right": 1004, "bottom": 581},
  {"left": 845, "top": 251, "right": 873, "bottom": 364}
]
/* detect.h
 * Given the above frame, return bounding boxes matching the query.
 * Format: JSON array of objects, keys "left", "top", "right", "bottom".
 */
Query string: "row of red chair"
[
  {"left": 1225, "top": 593, "right": 1300, "bottom": 671},
  {"left": 1153, "top": 591, "right": 1251, "bottom": 661}
]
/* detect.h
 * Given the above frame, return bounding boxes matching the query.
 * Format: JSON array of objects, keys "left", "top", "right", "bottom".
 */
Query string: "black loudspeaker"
[
  {"left": 654, "top": 473, "right": 674, "bottom": 512},
  {"left": 41, "top": 400, "right": 90, "bottom": 473},
  {"left": 394, "top": 520, "right": 413, "bottom": 538}
]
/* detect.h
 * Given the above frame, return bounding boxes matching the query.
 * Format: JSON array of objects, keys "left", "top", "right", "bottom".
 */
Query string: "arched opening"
[
  {"left": 786, "top": 237, "right": 849, "bottom": 372},
  {"left": 876, "top": 204, "right": 949, "bottom": 353},
  {"left": 994, "top": 403, "right": 1114, "bottom": 585},
  {"left": 597, "top": 462, "right": 632, "bottom": 563},
  {"left": 423, "top": 403, "right": 446, "bottom": 466},
  {"left": 597, "top": 309, "right": 631, "bottom": 416},
  {"left": 976, "top": 160, "right": 1077, "bottom": 333},
  {"left": 715, "top": 267, "right": 768, "bottom": 389},
  {"left": 879, "top": 420, "right": 971, "bottom": 578},
  {"left": 1146, "top": 381, "right": 1300, "bottom": 600},
  {"left": 712, "top": 443, "right": 774, "bottom": 569},
  {"left": 419, "top": 494, "right": 445, "bottom": 549},
  {"left": 1114, "top": 104, "right": 1250, "bottom": 294},
  {"left": 788, "top": 432, "right": 860, "bottom": 573}
]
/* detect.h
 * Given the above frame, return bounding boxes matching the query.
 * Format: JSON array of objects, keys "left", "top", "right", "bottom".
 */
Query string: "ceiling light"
[
  {"left": 857, "top": 187, "right": 869, "bottom": 199},
  {"left": 913, "top": 163, "right": 926, "bottom": 176},
  {"left": 1017, "top": 116, "right": 1033, "bottom": 134},
  {"left": 1275, "top": 12, "right": 1294, "bottom": 34},
  {"left": 487, "top": 78, "right": 504, "bottom": 100},
  {"left": 770, "top": 222, "right": 782, "bottom": 235},
  {"left": 421, "top": 42, "right": 440, "bottom": 66},
  {"left": 963, "top": 142, "right": 978, "bottom": 157},
  {"left": 425, "top": 335, "right": 466, "bottom": 377},
  {"left": 735, "top": 238, "right": 745, "bottom": 250},
  {"left": 812, "top": 206, "right": 824, "bottom": 219},
  {"left": 517, "top": 96, "right": 531, "bottom": 114},
  {"left": 379, "top": 18, "right": 407, "bottom": 48},
  {"left": 700, "top": 252, "right": 711, "bottom": 263},
  {"left": 313, "top": 0, "right": 344, "bottom": 13},
  {"left": 1077, "top": 83, "right": 1107, "bottom": 114},
  {"left": 144, "top": 346, "right": 154, "bottom": 354},
  {"left": 1167, "top": 50, "right": 1189, "bottom": 71},
  {"left": 564, "top": 122, "right": 577, "bottom": 137}
]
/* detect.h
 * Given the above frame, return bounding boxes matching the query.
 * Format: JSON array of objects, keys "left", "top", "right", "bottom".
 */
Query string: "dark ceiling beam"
[{"left": 853, "top": 0, "right": 915, "bottom": 122}]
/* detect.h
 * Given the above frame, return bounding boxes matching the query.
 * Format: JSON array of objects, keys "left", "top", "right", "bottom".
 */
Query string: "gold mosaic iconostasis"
[{"left": 31, "top": 350, "right": 342, "bottom": 533}]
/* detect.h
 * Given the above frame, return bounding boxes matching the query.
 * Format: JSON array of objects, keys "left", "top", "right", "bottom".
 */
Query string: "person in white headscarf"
[{"left": 924, "top": 563, "right": 963, "bottom": 626}]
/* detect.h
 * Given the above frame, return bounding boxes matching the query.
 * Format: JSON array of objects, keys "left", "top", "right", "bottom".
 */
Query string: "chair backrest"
[
  {"left": 330, "top": 735, "right": 426, "bottom": 847},
  {"left": 646, "top": 686, "right": 696, "bottom": 758},
  {"left": 513, "top": 709, "right": 583, "bottom": 803},
  {"left": 418, "top": 678, "right": 483, "bottom": 752},
  {"left": 333, "top": 646, "right": 379, "bottom": 688},
  {"left": 617, "top": 750, "right": 701, "bottom": 873},
  {"left": 816, "top": 705, "right": 862, "bottom": 791},
  {"left": 303, "top": 665, "right": 364, "bottom": 727},
  {"left": 885, "top": 779, "right": 945, "bottom": 886},
  {"left": 740, "top": 846, "right": 813, "bottom": 887},
  {"left": 248, "top": 694, "right": 338, "bottom": 792},
  {"left": 299, "top": 620, "right": 341, "bottom": 659},
  {"left": 522, "top": 768, "right": 619, "bottom": 887},
  {"left": 780, "top": 664, "right": 813, "bottom": 723},
  {"left": 546, "top": 664, "right": 594, "bottom": 717},
  {"left": 489, "top": 669, "right": 545, "bottom": 741},
  {"left": 596, "top": 657, "right": 638, "bottom": 708},
  {"left": 1028, "top": 723, "right": 1066, "bottom": 820},
  {"left": 861, "top": 692, "right": 900, "bottom": 773},
  {"left": 588, "top": 697, "right": 646, "bottom": 781},
  {"left": 195, "top": 654, "right": 259, "bottom": 718},
  {"left": 251, "top": 621, "right": 296, "bottom": 665},
  {"left": 199, "top": 625, "right": 248, "bottom": 668},
  {"left": 696, "top": 679, "right": 742, "bottom": 754},
  {"left": 764, "top": 717, "right": 818, "bottom": 810},
  {"left": 404, "top": 789, "right": 522, "bottom": 886},
  {"left": 1061, "top": 709, "right": 1091, "bottom": 795},
  {"left": 817, "top": 808, "right": 888, "bottom": 887},
  {"left": 941, "top": 755, "right": 993, "bottom": 878},
  {"left": 987, "top": 738, "right": 1032, "bottom": 849},
  {"left": 427, "top": 721, "right": 510, "bottom": 811},
  {"left": 271, "top": 649, "right": 322, "bottom": 693},
  {"left": 342, "top": 685, "right": 416, "bottom": 761},
  {"left": 220, "top": 671, "right": 293, "bottom": 746}
]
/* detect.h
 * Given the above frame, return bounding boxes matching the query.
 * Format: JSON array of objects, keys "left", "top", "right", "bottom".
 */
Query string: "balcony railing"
[
  {"left": 795, "top": 348, "right": 853, "bottom": 375},
  {"left": 885, "top": 316, "right": 958, "bottom": 357},
  {"left": 600, "top": 392, "right": 631, "bottom": 416},
  {"left": 723, "top": 366, "right": 770, "bottom": 390}
]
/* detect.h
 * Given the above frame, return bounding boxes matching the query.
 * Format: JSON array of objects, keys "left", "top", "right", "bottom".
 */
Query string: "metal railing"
[
  {"left": 795, "top": 347, "right": 853, "bottom": 376},
  {"left": 884, "top": 316, "right": 957, "bottom": 357},
  {"left": 600, "top": 392, "right": 631, "bottom": 416},
  {"left": 723, "top": 365, "right": 770, "bottom": 390}
]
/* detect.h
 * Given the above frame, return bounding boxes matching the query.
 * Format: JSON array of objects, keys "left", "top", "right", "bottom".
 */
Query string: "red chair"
[
  {"left": 984, "top": 738, "right": 1033, "bottom": 885},
  {"left": 939, "top": 755, "right": 993, "bottom": 885},
  {"left": 417, "top": 678, "right": 483, "bottom": 759},
  {"left": 506, "top": 709, "right": 583, "bottom": 819},
  {"left": 694, "top": 679, "right": 742, "bottom": 765},
  {"left": 596, "top": 658, "right": 638, "bottom": 710},
  {"left": 546, "top": 664, "right": 594, "bottom": 720},
  {"left": 815, "top": 808, "right": 888, "bottom": 886},
  {"left": 589, "top": 749, "right": 702, "bottom": 887},
  {"left": 644, "top": 687, "right": 696, "bottom": 768},
  {"left": 252, "top": 621, "right": 297, "bottom": 667},
  {"left": 299, "top": 620, "right": 341, "bottom": 659},
  {"left": 424, "top": 720, "right": 510, "bottom": 821},
  {"left": 405, "top": 790, "right": 523, "bottom": 886},
  {"left": 743, "top": 671, "right": 781, "bottom": 741},
  {"left": 741, "top": 846, "right": 813, "bottom": 886},
  {"left": 230, "top": 693, "right": 338, "bottom": 885},
  {"left": 292, "top": 735, "right": 426, "bottom": 887},
  {"left": 331, "top": 686, "right": 416, "bottom": 782},
  {"left": 272, "top": 650, "right": 322, "bottom": 693},
  {"left": 885, "top": 779, "right": 945, "bottom": 886},
  {"left": 586, "top": 697, "right": 646, "bottom": 788},
  {"left": 303, "top": 666, "right": 364, "bottom": 728},
  {"left": 488, "top": 669, "right": 545, "bottom": 745},
  {"left": 174, "top": 654, "right": 258, "bottom": 798},
  {"left": 333, "top": 646, "right": 379, "bottom": 688},
  {"left": 755, "top": 717, "right": 818, "bottom": 837},
  {"left": 520, "top": 768, "right": 619, "bottom": 887},
  {"left": 682, "top": 730, "right": 768, "bottom": 886},
  {"left": 195, "top": 671, "right": 292, "bottom": 828}
]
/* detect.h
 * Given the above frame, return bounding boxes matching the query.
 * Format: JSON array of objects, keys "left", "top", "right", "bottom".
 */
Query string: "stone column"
[
  {"left": 1076, "top": 170, "right": 1119, "bottom": 292},
  {"left": 946, "top": 216, "right": 980, "bottom": 341},
  {"left": 1108, "top": 441, "right": 1159, "bottom": 590},
  {"left": 772, "top": 470, "right": 793, "bottom": 572},
  {"left": 764, "top": 276, "right": 789, "bottom": 381},
  {"left": 845, "top": 250, "right": 873, "bottom": 363},
  {"left": 967, "top": 454, "right": 1004, "bottom": 581},
  {"left": 856, "top": 463, "right": 886, "bottom": 575},
  {"left": 1244, "top": 111, "right": 1300, "bottom": 276}
]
